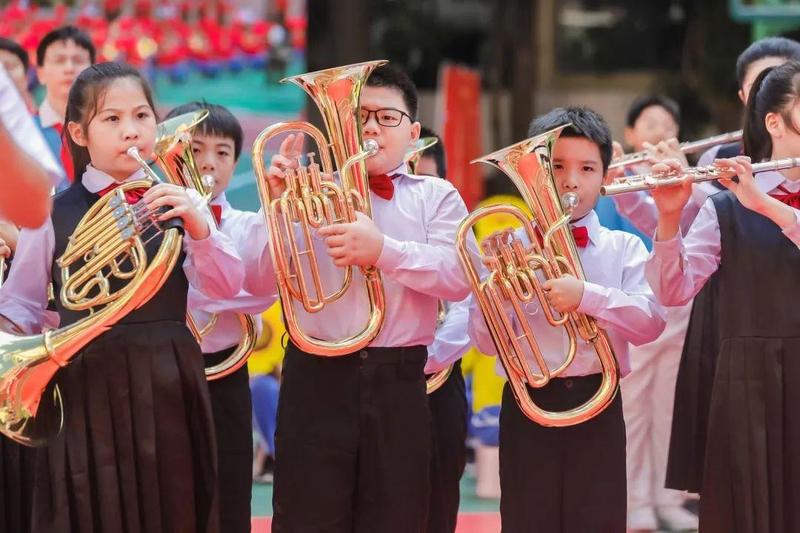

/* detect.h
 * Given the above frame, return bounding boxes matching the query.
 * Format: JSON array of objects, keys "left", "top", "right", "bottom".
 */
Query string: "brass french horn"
[{"left": 0, "top": 150, "right": 187, "bottom": 445}]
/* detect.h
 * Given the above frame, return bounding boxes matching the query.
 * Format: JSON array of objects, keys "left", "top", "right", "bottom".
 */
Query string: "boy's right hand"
[{"left": 266, "top": 133, "right": 304, "bottom": 198}]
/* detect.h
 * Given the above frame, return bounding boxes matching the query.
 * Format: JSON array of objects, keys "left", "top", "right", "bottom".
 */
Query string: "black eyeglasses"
[{"left": 360, "top": 108, "right": 412, "bottom": 128}]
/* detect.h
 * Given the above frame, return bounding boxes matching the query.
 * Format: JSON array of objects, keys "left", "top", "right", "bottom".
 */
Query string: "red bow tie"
[
  {"left": 770, "top": 185, "right": 800, "bottom": 209},
  {"left": 571, "top": 226, "right": 589, "bottom": 248},
  {"left": 97, "top": 182, "right": 148, "bottom": 204},
  {"left": 210, "top": 204, "right": 223, "bottom": 225},
  {"left": 369, "top": 173, "right": 397, "bottom": 200}
]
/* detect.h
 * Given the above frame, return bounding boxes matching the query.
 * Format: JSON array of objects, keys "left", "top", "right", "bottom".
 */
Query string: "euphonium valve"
[
  {"left": 252, "top": 60, "right": 387, "bottom": 356},
  {"left": 456, "top": 125, "right": 619, "bottom": 427}
]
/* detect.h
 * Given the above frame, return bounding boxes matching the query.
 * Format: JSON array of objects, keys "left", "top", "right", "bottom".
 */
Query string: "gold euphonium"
[
  {"left": 0, "top": 139, "right": 192, "bottom": 446},
  {"left": 251, "top": 60, "right": 386, "bottom": 356},
  {"left": 131, "top": 111, "right": 258, "bottom": 380},
  {"left": 456, "top": 124, "right": 619, "bottom": 427},
  {"left": 402, "top": 137, "right": 456, "bottom": 394}
]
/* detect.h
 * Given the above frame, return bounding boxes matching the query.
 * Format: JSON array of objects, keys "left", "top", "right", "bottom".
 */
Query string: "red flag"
[{"left": 439, "top": 64, "right": 483, "bottom": 210}]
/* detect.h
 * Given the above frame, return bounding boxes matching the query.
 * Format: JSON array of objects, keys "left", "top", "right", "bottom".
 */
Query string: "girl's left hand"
[
  {"left": 714, "top": 156, "right": 768, "bottom": 213},
  {"left": 143, "top": 183, "right": 210, "bottom": 240}
]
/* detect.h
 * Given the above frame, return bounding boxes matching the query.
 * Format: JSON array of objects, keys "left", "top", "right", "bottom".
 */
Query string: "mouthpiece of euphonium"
[
  {"left": 363, "top": 139, "right": 379, "bottom": 155},
  {"left": 561, "top": 192, "right": 579, "bottom": 212}
]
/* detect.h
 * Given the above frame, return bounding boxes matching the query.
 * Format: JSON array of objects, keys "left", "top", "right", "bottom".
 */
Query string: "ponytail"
[{"left": 743, "top": 66, "right": 776, "bottom": 162}]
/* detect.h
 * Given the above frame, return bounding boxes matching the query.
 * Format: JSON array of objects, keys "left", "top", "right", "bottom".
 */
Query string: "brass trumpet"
[
  {"left": 601, "top": 156, "right": 800, "bottom": 196},
  {"left": 609, "top": 129, "right": 743, "bottom": 170},
  {"left": 129, "top": 111, "right": 258, "bottom": 380},
  {"left": 0, "top": 175, "right": 184, "bottom": 445},
  {"left": 252, "top": 60, "right": 386, "bottom": 356},
  {"left": 456, "top": 125, "right": 619, "bottom": 427}
]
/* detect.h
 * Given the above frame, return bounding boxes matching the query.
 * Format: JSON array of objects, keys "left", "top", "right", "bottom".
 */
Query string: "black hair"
[
  {"left": 736, "top": 37, "right": 800, "bottom": 89},
  {"left": 419, "top": 125, "right": 446, "bottom": 180},
  {"left": 165, "top": 101, "right": 244, "bottom": 160},
  {"left": 366, "top": 64, "right": 419, "bottom": 120},
  {"left": 36, "top": 25, "right": 96, "bottom": 67},
  {"left": 527, "top": 106, "right": 613, "bottom": 173},
  {"left": 65, "top": 62, "right": 157, "bottom": 179},
  {"left": 0, "top": 37, "right": 29, "bottom": 71},
  {"left": 743, "top": 61, "right": 800, "bottom": 162},
  {"left": 625, "top": 95, "right": 681, "bottom": 128}
]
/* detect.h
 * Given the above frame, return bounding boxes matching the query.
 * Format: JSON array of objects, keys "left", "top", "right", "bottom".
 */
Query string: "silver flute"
[
  {"left": 601, "top": 157, "right": 800, "bottom": 196},
  {"left": 608, "top": 130, "right": 743, "bottom": 170}
]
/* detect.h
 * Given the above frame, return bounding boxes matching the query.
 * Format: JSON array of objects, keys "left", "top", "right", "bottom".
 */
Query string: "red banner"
[{"left": 439, "top": 64, "right": 483, "bottom": 210}]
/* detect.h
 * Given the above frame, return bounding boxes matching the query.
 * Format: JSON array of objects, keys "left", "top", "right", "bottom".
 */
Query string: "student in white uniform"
[{"left": 468, "top": 106, "right": 666, "bottom": 533}]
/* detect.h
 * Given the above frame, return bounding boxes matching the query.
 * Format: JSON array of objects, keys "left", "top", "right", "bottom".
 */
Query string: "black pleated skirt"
[
  {"left": 0, "top": 436, "right": 36, "bottom": 532},
  {"left": 30, "top": 321, "right": 219, "bottom": 533},
  {"left": 698, "top": 337, "right": 800, "bottom": 533},
  {"left": 665, "top": 276, "right": 719, "bottom": 493}
]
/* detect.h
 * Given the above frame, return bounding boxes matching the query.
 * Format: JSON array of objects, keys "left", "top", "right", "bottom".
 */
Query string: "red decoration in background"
[
  {"left": 0, "top": 0, "right": 306, "bottom": 83},
  {"left": 439, "top": 64, "right": 484, "bottom": 211}
]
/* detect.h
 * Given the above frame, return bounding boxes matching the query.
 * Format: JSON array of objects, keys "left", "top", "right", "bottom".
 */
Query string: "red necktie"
[
  {"left": 210, "top": 204, "right": 223, "bottom": 225},
  {"left": 97, "top": 183, "right": 148, "bottom": 204},
  {"left": 571, "top": 226, "right": 589, "bottom": 248},
  {"left": 770, "top": 185, "right": 800, "bottom": 209},
  {"left": 52, "top": 123, "right": 75, "bottom": 183},
  {"left": 369, "top": 174, "right": 396, "bottom": 200}
]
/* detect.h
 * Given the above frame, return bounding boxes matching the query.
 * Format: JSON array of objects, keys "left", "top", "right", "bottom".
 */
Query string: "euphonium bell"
[
  {"left": 251, "top": 60, "right": 387, "bottom": 356},
  {"left": 0, "top": 178, "right": 184, "bottom": 445},
  {"left": 456, "top": 124, "right": 619, "bottom": 427},
  {"left": 138, "top": 111, "right": 258, "bottom": 380}
]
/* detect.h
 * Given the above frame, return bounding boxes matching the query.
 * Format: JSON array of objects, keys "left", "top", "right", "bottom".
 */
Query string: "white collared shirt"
[
  {"left": 425, "top": 296, "right": 471, "bottom": 373},
  {"left": 646, "top": 170, "right": 800, "bottom": 306},
  {"left": 188, "top": 193, "right": 276, "bottom": 353},
  {"left": 0, "top": 166, "right": 245, "bottom": 333},
  {"left": 37, "top": 97, "right": 62, "bottom": 129},
  {"left": 468, "top": 210, "right": 666, "bottom": 378},
  {"left": 0, "top": 64, "right": 64, "bottom": 183},
  {"left": 240, "top": 163, "right": 474, "bottom": 348}
]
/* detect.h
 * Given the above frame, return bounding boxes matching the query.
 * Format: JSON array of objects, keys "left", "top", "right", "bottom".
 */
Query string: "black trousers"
[
  {"left": 273, "top": 342, "right": 432, "bottom": 533},
  {"left": 206, "top": 347, "right": 253, "bottom": 533},
  {"left": 426, "top": 360, "right": 467, "bottom": 533},
  {"left": 500, "top": 375, "right": 626, "bottom": 533}
]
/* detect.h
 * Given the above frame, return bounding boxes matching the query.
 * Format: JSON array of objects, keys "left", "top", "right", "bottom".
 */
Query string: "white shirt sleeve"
[
  {"left": 577, "top": 235, "right": 666, "bottom": 346},
  {"left": 425, "top": 296, "right": 472, "bottom": 373},
  {"left": 181, "top": 189, "right": 245, "bottom": 300},
  {"left": 0, "top": 221, "right": 59, "bottom": 333},
  {"left": 375, "top": 183, "right": 473, "bottom": 301}
]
